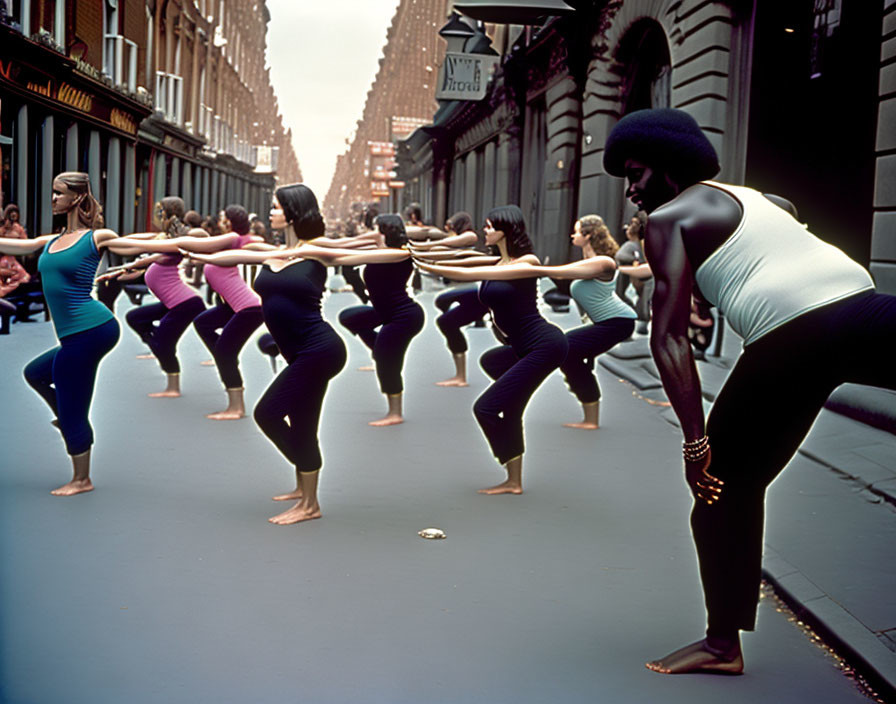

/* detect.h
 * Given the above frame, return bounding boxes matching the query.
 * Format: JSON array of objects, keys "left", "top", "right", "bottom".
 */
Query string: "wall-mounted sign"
[
  {"left": 0, "top": 58, "right": 141, "bottom": 135},
  {"left": 435, "top": 52, "right": 499, "bottom": 101},
  {"left": 388, "top": 181, "right": 405, "bottom": 189}
]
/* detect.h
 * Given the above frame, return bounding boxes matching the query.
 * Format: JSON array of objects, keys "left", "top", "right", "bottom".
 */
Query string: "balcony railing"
[
  {"left": 155, "top": 71, "right": 184, "bottom": 125},
  {"left": 104, "top": 34, "right": 137, "bottom": 92}
]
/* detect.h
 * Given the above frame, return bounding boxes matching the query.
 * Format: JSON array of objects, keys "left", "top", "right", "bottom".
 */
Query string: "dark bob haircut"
[
  {"left": 486, "top": 205, "right": 533, "bottom": 258},
  {"left": 446, "top": 211, "right": 474, "bottom": 235},
  {"left": 363, "top": 204, "right": 379, "bottom": 230},
  {"left": 275, "top": 183, "right": 325, "bottom": 241},
  {"left": 376, "top": 213, "right": 408, "bottom": 248},
  {"left": 603, "top": 108, "right": 719, "bottom": 187},
  {"left": 224, "top": 204, "right": 250, "bottom": 235}
]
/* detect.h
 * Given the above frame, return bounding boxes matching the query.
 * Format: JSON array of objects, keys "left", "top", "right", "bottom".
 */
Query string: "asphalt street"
[{"left": 0, "top": 287, "right": 885, "bottom": 704}]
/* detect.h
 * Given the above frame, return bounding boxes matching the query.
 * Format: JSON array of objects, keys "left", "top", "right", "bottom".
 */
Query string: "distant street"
[{"left": 0, "top": 289, "right": 878, "bottom": 704}]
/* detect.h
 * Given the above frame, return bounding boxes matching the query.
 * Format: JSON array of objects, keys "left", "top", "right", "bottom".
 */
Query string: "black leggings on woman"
[
  {"left": 339, "top": 304, "right": 424, "bottom": 395},
  {"left": 560, "top": 317, "right": 635, "bottom": 403},
  {"left": 474, "top": 329, "right": 568, "bottom": 464},
  {"left": 125, "top": 297, "right": 206, "bottom": 374},
  {"left": 253, "top": 328, "right": 347, "bottom": 473},
  {"left": 23, "top": 318, "right": 120, "bottom": 455},
  {"left": 193, "top": 303, "right": 264, "bottom": 388},
  {"left": 435, "top": 287, "right": 488, "bottom": 354},
  {"left": 693, "top": 290, "right": 896, "bottom": 636}
]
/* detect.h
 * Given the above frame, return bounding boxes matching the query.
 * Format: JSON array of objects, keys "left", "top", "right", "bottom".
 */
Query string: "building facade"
[
  {"left": 0, "top": 0, "right": 302, "bottom": 240},
  {"left": 397, "top": 0, "right": 894, "bottom": 293},
  {"left": 322, "top": 0, "right": 449, "bottom": 219}
]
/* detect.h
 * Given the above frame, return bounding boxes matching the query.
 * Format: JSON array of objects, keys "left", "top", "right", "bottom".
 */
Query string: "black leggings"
[
  {"left": 473, "top": 328, "right": 568, "bottom": 464},
  {"left": 693, "top": 291, "right": 896, "bottom": 636},
  {"left": 125, "top": 297, "right": 205, "bottom": 374},
  {"left": 560, "top": 317, "right": 635, "bottom": 403},
  {"left": 341, "top": 265, "right": 369, "bottom": 304},
  {"left": 23, "top": 318, "right": 120, "bottom": 455},
  {"left": 254, "top": 327, "right": 347, "bottom": 473},
  {"left": 339, "top": 303, "right": 425, "bottom": 394},
  {"left": 435, "top": 287, "right": 488, "bottom": 354},
  {"left": 193, "top": 304, "right": 264, "bottom": 388}
]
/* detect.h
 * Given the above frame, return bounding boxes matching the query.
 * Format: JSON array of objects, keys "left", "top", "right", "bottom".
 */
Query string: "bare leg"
[
  {"left": 207, "top": 387, "right": 246, "bottom": 420},
  {"left": 51, "top": 449, "right": 94, "bottom": 496},
  {"left": 564, "top": 401, "right": 600, "bottom": 430},
  {"left": 273, "top": 468, "right": 303, "bottom": 501},
  {"left": 436, "top": 352, "right": 469, "bottom": 387},
  {"left": 646, "top": 634, "right": 744, "bottom": 675},
  {"left": 149, "top": 372, "right": 181, "bottom": 398},
  {"left": 269, "top": 470, "right": 322, "bottom": 525},
  {"left": 479, "top": 454, "right": 523, "bottom": 495},
  {"left": 369, "top": 392, "right": 404, "bottom": 426}
]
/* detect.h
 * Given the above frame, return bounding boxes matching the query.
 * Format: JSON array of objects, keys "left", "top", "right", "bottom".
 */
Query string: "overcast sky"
[{"left": 265, "top": 0, "right": 402, "bottom": 197}]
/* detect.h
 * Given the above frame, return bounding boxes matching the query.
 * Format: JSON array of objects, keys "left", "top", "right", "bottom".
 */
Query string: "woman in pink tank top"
[
  {"left": 116, "top": 204, "right": 267, "bottom": 420},
  {"left": 97, "top": 197, "right": 206, "bottom": 398}
]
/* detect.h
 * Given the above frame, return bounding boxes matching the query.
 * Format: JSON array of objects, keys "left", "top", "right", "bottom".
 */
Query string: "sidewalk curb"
[{"left": 762, "top": 556, "right": 896, "bottom": 701}]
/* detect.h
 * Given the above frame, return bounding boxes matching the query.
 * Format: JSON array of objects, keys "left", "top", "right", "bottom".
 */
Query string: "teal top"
[
  {"left": 38, "top": 230, "right": 114, "bottom": 339},
  {"left": 570, "top": 271, "right": 637, "bottom": 324}
]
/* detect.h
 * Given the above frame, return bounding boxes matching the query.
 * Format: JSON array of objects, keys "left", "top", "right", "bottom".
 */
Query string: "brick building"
[
  {"left": 322, "top": 0, "right": 448, "bottom": 220},
  {"left": 0, "top": 0, "right": 301, "bottom": 240}
]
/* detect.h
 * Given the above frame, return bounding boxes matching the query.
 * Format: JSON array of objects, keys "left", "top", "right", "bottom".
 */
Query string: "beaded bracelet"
[{"left": 682, "top": 435, "right": 710, "bottom": 462}]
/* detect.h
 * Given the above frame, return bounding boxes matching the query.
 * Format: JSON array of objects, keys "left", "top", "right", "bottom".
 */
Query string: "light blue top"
[
  {"left": 38, "top": 230, "right": 114, "bottom": 339},
  {"left": 570, "top": 270, "right": 637, "bottom": 324}
]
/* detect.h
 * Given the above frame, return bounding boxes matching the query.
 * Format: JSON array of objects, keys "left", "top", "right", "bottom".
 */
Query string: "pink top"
[
  {"left": 144, "top": 253, "right": 200, "bottom": 309},
  {"left": 203, "top": 233, "right": 262, "bottom": 312}
]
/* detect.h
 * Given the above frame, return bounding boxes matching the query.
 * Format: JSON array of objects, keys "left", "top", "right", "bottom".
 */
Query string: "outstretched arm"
[
  {"left": 117, "top": 233, "right": 241, "bottom": 254},
  {"left": 0, "top": 234, "right": 54, "bottom": 255},
  {"left": 414, "top": 259, "right": 541, "bottom": 282},
  {"left": 529, "top": 256, "right": 616, "bottom": 280},
  {"left": 619, "top": 263, "right": 653, "bottom": 279},
  {"left": 406, "top": 225, "right": 448, "bottom": 241},
  {"left": 412, "top": 248, "right": 493, "bottom": 262},
  {"left": 409, "top": 232, "right": 479, "bottom": 250},
  {"left": 186, "top": 248, "right": 290, "bottom": 267}
]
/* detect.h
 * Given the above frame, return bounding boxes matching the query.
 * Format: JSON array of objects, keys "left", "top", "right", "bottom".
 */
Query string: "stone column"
[
  {"left": 15, "top": 105, "right": 28, "bottom": 229},
  {"left": 40, "top": 116, "right": 54, "bottom": 235},
  {"left": 65, "top": 122, "right": 79, "bottom": 172},
  {"left": 122, "top": 143, "right": 136, "bottom": 235},
  {"left": 106, "top": 137, "right": 122, "bottom": 231}
]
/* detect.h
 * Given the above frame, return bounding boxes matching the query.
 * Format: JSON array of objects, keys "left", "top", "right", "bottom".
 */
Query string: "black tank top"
[
  {"left": 254, "top": 259, "right": 332, "bottom": 359},
  {"left": 479, "top": 277, "right": 559, "bottom": 354},
  {"left": 363, "top": 258, "right": 418, "bottom": 321}
]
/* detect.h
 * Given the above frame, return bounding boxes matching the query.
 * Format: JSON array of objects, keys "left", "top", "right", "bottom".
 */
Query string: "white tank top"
[{"left": 694, "top": 182, "right": 874, "bottom": 345}]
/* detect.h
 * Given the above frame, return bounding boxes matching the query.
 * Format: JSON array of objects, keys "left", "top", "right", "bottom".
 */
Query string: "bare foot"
[
  {"left": 436, "top": 377, "right": 468, "bottom": 387},
  {"left": 358, "top": 365, "right": 375, "bottom": 371},
  {"left": 369, "top": 414, "right": 404, "bottom": 427},
  {"left": 478, "top": 480, "right": 522, "bottom": 495},
  {"left": 200, "top": 359, "right": 216, "bottom": 366},
  {"left": 207, "top": 410, "right": 245, "bottom": 420},
  {"left": 272, "top": 489, "right": 303, "bottom": 501},
  {"left": 51, "top": 478, "right": 94, "bottom": 496},
  {"left": 149, "top": 390, "right": 181, "bottom": 398},
  {"left": 646, "top": 639, "right": 744, "bottom": 675},
  {"left": 563, "top": 421, "right": 599, "bottom": 430},
  {"left": 268, "top": 502, "right": 322, "bottom": 525},
  {"left": 135, "top": 353, "right": 155, "bottom": 360}
]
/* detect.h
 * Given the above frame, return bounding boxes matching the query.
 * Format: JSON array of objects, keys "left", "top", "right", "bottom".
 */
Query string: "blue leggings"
[
  {"left": 560, "top": 317, "right": 635, "bottom": 403},
  {"left": 125, "top": 297, "right": 206, "bottom": 373},
  {"left": 24, "top": 318, "right": 120, "bottom": 455},
  {"left": 435, "top": 287, "right": 488, "bottom": 354},
  {"left": 474, "top": 326, "right": 568, "bottom": 464}
]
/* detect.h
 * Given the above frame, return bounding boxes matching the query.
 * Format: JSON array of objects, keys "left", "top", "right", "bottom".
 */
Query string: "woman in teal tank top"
[{"left": 0, "top": 172, "right": 139, "bottom": 496}]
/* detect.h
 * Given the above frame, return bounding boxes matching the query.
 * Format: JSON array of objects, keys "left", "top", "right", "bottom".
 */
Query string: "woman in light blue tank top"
[
  {"left": 0, "top": 172, "right": 143, "bottom": 497},
  {"left": 560, "top": 215, "right": 636, "bottom": 429}
]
